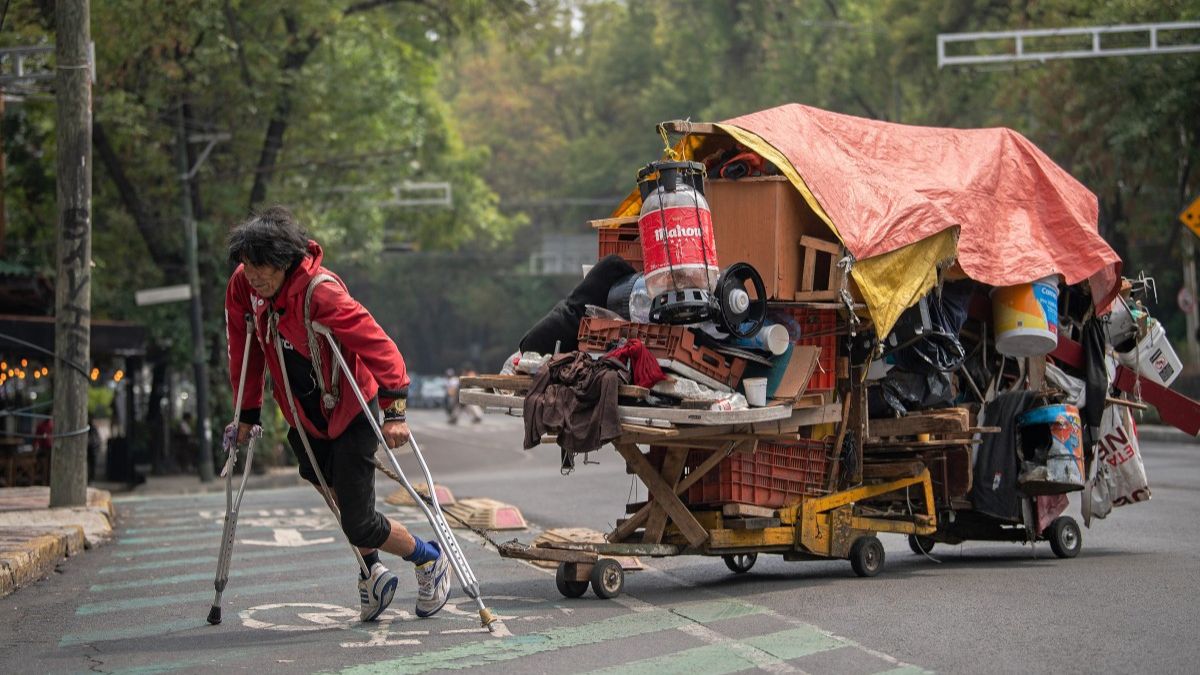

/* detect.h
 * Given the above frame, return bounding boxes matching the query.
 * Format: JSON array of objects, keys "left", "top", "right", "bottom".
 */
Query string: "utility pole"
[
  {"left": 1, "top": 89, "right": 7, "bottom": 258},
  {"left": 50, "top": 0, "right": 91, "bottom": 507},
  {"left": 177, "top": 107, "right": 216, "bottom": 482}
]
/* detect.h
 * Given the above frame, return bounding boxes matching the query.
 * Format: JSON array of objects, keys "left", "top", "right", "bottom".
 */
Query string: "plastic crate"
[
  {"left": 597, "top": 223, "right": 643, "bottom": 271},
  {"left": 685, "top": 439, "right": 830, "bottom": 508},
  {"left": 776, "top": 307, "right": 839, "bottom": 391},
  {"left": 577, "top": 317, "right": 746, "bottom": 391}
]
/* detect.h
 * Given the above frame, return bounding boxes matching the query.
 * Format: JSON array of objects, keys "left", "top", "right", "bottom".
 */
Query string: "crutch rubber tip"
[
  {"left": 207, "top": 606, "right": 222, "bottom": 625},
  {"left": 479, "top": 608, "right": 497, "bottom": 630}
]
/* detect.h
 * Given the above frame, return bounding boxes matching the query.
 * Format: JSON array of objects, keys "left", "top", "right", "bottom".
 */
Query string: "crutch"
[
  {"left": 208, "top": 313, "right": 262, "bottom": 625},
  {"left": 268, "top": 317, "right": 372, "bottom": 580},
  {"left": 312, "top": 324, "right": 499, "bottom": 631}
]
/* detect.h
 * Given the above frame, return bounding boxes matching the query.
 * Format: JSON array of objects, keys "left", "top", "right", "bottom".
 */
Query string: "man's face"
[{"left": 242, "top": 261, "right": 286, "bottom": 299}]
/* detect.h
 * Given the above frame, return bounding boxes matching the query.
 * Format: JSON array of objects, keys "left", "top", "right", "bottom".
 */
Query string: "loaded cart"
[
  {"left": 460, "top": 381, "right": 940, "bottom": 599},
  {"left": 461, "top": 103, "right": 1200, "bottom": 600}
]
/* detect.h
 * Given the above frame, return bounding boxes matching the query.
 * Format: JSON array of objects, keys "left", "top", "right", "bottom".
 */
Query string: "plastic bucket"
[
  {"left": 992, "top": 276, "right": 1059, "bottom": 357},
  {"left": 1017, "top": 404, "right": 1084, "bottom": 494},
  {"left": 1116, "top": 319, "right": 1182, "bottom": 387}
]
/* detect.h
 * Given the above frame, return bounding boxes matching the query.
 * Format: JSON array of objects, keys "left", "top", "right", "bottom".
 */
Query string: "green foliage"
[{"left": 87, "top": 385, "right": 114, "bottom": 419}]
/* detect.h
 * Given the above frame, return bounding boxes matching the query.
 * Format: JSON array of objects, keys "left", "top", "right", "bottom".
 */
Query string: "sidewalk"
[
  {"left": 0, "top": 468, "right": 303, "bottom": 599},
  {"left": 0, "top": 486, "right": 114, "bottom": 598}
]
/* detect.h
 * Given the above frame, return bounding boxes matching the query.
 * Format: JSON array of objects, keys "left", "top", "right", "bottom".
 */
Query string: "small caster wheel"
[
  {"left": 908, "top": 534, "right": 936, "bottom": 555},
  {"left": 555, "top": 562, "right": 589, "bottom": 598},
  {"left": 590, "top": 558, "right": 624, "bottom": 599},
  {"left": 850, "top": 535, "right": 885, "bottom": 577},
  {"left": 1046, "top": 516, "right": 1081, "bottom": 559},
  {"left": 723, "top": 553, "right": 758, "bottom": 574}
]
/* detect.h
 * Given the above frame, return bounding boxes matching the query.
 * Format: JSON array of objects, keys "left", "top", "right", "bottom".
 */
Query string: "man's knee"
[{"left": 342, "top": 509, "right": 389, "bottom": 549}]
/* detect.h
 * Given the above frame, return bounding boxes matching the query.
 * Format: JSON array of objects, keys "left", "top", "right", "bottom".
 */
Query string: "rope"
[{"left": 371, "top": 457, "right": 508, "bottom": 550}]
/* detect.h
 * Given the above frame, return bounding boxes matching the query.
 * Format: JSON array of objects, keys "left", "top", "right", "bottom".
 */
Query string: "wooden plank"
[
  {"left": 867, "top": 409, "right": 970, "bottom": 437},
  {"left": 621, "top": 423, "right": 679, "bottom": 437},
  {"left": 801, "top": 245, "right": 818, "bottom": 293},
  {"left": 609, "top": 442, "right": 733, "bottom": 542},
  {"left": 538, "top": 541, "right": 682, "bottom": 557},
  {"left": 799, "top": 235, "right": 844, "bottom": 255},
  {"left": 864, "top": 438, "right": 979, "bottom": 448},
  {"left": 460, "top": 377, "right": 646, "bottom": 399},
  {"left": 612, "top": 443, "right": 709, "bottom": 547},
  {"left": 661, "top": 120, "right": 719, "bottom": 135},
  {"left": 725, "top": 517, "right": 782, "bottom": 530},
  {"left": 793, "top": 290, "right": 840, "bottom": 302},
  {"left": 459, "top": 390, "right": 792, "bottom": 424},
  {"left": 643, "top": 449, "right": 689, "bottom": 544},
  {"left": 588, "top": 216, "right": 639, "bottom": 229},
  {"left": 722, "top": 503, "right": 775, "bottom": 518},
  {"left": 862, "top": 461, "right": 925, "bottom": 479},
  {"left": 497, "top": 543, "right": 597, "bottom": 564},
  {"left": 749, "top": 403, "right": 843, "bottom": 435},
  {"left": 708, "top": 526, "right": 798, "bottom": 549}
]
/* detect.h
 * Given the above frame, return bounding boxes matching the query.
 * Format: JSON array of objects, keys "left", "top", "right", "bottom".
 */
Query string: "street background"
[{"left": 1, "top": 409, "right": 1197, "bottom": 674}]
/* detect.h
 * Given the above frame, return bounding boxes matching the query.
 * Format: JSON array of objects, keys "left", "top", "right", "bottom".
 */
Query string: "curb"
[
  {"left": 0, "top": 525, "right": 86, "bottom": 598},
  {"left": 0, "top": 487, "right": 115, "bottom": 599}
]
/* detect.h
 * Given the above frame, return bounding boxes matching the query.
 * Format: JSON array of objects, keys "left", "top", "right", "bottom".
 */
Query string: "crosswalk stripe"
[
  {"left": 89, "top": 558, "right": 354, "bottom": 593},
  {"left": 97, "top": 542, "right": 345, "bottom": 575},
  {"left": 339, "top": 599, "right": 768, "bottom": 675},
  {"left": 76, "top": 578, "right": 338, "bottom": 616}
]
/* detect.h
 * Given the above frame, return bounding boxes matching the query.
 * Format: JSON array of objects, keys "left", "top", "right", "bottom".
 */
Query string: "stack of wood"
[{"left": 861, "top": 408, "right": 997, "bottom": 510}]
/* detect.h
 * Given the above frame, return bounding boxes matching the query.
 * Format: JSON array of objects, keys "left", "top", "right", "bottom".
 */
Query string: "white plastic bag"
[{"left": 1095, "top": 405, "right": 1151, "bottom": 507}]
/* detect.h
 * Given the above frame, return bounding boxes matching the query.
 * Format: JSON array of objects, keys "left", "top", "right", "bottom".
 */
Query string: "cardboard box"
[{"left": 706, "top": 176, "right": 837, "bottom": 301}]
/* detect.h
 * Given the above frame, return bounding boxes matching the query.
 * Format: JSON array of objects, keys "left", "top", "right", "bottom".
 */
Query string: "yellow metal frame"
[
  {"left": 666, "top": 470, "right": 937, "bottom": 561},
  {"left": 798, "top": 470, "right": 937, "bottom": 559}
]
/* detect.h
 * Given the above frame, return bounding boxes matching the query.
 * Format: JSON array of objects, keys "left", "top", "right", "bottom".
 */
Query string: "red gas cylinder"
[{"left": 636, "top": 161, "right": 719, "bottom": 323}]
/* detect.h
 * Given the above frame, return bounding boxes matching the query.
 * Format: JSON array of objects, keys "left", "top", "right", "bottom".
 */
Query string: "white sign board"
[{"left": 135, "top": 284, "right": 192, "bottom": 306}]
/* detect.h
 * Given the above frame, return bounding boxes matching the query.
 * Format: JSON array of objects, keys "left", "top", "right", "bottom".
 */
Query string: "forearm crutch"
[
  {"left": 269, "top": 319, "right": 372, "bottom": 580},
  {"left": 313, "top": 324, "right": 498, "bottom": 631},
  {"left": 208, "top": 313, "right": 261, "bottom": 625}
]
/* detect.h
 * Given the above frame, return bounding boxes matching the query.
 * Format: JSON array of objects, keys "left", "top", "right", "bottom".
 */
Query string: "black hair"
[{"left": 226, "top": 205, "right": 310, "bottom": 269}]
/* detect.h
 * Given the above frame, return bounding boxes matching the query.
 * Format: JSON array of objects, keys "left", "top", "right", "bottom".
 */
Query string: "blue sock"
[{"left": 403, "top": 536, "right": 439, "bottom": 566}]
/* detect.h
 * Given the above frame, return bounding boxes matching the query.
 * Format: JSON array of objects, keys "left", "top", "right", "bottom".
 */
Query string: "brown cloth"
[{"left": 523, "top": 352, "right": 628, "bottom": 464}]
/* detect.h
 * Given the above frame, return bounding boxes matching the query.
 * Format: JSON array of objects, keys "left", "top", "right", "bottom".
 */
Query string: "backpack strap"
[{"left": 304, "top": 273, "right": 343, "bottom": 411}]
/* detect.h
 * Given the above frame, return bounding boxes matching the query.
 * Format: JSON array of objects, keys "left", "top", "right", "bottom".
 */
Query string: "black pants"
[{"left": 287, "top": 412, "right": 390, "bottom": 549}]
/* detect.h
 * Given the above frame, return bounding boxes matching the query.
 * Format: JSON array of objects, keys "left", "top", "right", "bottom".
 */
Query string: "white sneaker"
[
  {"left": 414, "top": 542, "right": 452, "bottom": 618},
  {"left": 358, "top": 562, "right": 398, "bottom": 622}
]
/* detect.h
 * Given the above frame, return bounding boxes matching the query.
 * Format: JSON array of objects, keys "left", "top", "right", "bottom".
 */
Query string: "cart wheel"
[
  {"left": 590, "top": 558, "right": 624, "bottom": 599},
  {"left": 1046, "top": 516, "right": 1082, "bottom": 559},
  {"left": 555, "top": 563, "right": 589, "bottom": 598},
  {"left": 723, "top": 553, "right": 758, "bottom": 574},
  {"left": 907, "top": 535, "right": 936, "bottom": 555},
  {"left": 850, "top": 535, "right": 885, "bottom": 577}
]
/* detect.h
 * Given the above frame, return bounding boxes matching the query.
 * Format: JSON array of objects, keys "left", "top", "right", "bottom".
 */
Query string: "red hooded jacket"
[{"left": 225, "top": 240, "right": 409, "bottom": 439}]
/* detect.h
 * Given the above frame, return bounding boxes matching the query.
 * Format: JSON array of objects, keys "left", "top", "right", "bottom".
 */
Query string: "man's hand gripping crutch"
[
  {"left": 207, "top": 313, "right": 262, "bottom": 625},
  {"left": 311, "top": 322, "right": 499, "bottom": 631}
]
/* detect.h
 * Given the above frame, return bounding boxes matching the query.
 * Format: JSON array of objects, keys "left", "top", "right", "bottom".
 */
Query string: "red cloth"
[
  {"left": 605, "top": 338, "right": 667, "bottom": 389},
  {"left": 225, "top": 240, "right": 410, "bottom": 440},
  {"left": 723, "top": 104, "right": 1122, "bottom": 310}
]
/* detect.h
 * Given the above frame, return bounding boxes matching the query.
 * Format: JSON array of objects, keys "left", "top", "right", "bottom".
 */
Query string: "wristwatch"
[{"left": 383, "top": 398, "right": 407, "bottom": 423}]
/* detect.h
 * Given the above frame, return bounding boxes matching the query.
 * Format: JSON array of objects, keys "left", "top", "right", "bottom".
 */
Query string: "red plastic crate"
[
  {"left": 777, "top": 307, "right": 839, "bottom": 391},
  {"left": 685, "top": 439, "right": 831, "bottom": 508},
  {"left": 577, "top": 317, "right": 746, "bottom": 391},
  {"left": 597, "top": 223, "right": 643, "bottom": 271}
]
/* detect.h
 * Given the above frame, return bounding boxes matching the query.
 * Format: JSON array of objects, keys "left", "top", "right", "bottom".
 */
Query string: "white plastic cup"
[{"left": 743, "top": 377, "right": 768, "bottom": 407}]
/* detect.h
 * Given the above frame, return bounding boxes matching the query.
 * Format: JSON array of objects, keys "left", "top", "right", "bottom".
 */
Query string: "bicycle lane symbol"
[{"left": 239, "top": 596, "right": 555, "bottom": 647}]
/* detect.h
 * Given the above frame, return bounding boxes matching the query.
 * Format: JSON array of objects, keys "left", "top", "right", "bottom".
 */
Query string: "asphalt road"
[{"left": 1, "top": 408, "right": 1196, "bottom": 674}]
